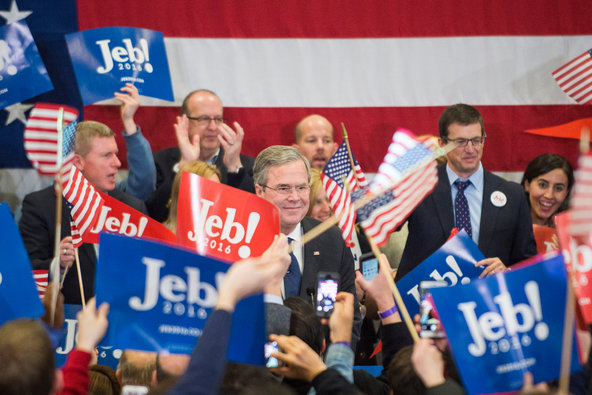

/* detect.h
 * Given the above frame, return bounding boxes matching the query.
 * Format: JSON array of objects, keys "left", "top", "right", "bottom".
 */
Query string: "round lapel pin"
[{"left": 490, "top": 191, "right": 507, "bottom": 207}]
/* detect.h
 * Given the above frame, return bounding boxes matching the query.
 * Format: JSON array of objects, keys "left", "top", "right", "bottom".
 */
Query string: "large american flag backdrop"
[{"left": 1, "top": 0, "right": 592, "bottom": 204}]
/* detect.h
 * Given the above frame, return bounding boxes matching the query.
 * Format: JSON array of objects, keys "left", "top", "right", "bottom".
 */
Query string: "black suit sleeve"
[{"left": 19, "top": 191, "right": 57, "bottom": 271}]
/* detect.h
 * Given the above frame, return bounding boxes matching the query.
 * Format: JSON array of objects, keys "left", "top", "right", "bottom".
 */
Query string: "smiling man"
[
  {"left": 253, "top": 145, "right": 361, "bottom": 344},
  {"left": 19, "top": 121, "right": 146, "bottom": 304},
  {"left": 293, "top": 114, "right": 338, "bottom": 170},
  {"left": 395, "top": 104, "right": 537, "bottom": 281}
]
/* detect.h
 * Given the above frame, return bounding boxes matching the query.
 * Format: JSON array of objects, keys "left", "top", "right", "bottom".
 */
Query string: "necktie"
[
  {"left": 284, "top": 237, "right": 302, "bottom": 298},
  {"left": 454, "top": 179, "right": 472, "bottom": 238}
]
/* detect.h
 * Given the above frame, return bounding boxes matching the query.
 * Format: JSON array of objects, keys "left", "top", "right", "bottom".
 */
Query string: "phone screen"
[
  {"left": 419, "top": 280, "right": 448, "bottom": 338},
  {"left": 121, "top": 385, "right": 149, "bottom": 395},
  {"left": 316, "top": 274, "right": 339, "bottom": 317},
  {"left": 361, "top": 257, "right": 379, "bottom": 281},
  {"left": 264, "top": 341, "right": 280, "bottom": 368}
]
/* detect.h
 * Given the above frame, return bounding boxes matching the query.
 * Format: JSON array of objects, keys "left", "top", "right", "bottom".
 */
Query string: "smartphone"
[
  {"left": 121, "top": 385, "right": 149, "bottom": 395},
  {"left": 264, "top": 340, "right": 280, "bottom": 368},
  {"left": 315, "top": 272, "right": 340, "bottom": 317},
  {"left": 360, "top": 252, "right": 379, "bottom": 281},
  {"left": 419, "top": 280, "right": 448, "bottom": 339}
]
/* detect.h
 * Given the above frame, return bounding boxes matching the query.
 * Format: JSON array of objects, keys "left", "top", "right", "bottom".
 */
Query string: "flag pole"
[
  {"left": 50, "top": 107, "right": 65, "bottom": 325},
  {"left": 74, "top": 249, "right": 86, "bottom": 309},
  {"left": 341, "top": 123, "right": 360, "bottom": 187}
]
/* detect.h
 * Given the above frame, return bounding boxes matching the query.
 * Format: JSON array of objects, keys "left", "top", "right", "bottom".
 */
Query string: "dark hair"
[
  {"left": 219, "top": 362, "right": 280, "bottom": 394},
  {"left": 521, "top": 153, "right": 574, "bottom": 213},
  {"left": 386, "top": 345, "right": 426, "bottom": 395},
  {"left": 118, "top": 350, "right": 157, "bottom": 387},
  {"left": 284, "top": 297, "right": 325, "bottom": 354},
  {"left": 0, "top": 319, "right": 55, "bottom": 395},
  {"left": 89, "top": 365, "right": 121, "bottom": 395},
  {"left": 438, "top": 103, "right": 484, "bottom": 139}
]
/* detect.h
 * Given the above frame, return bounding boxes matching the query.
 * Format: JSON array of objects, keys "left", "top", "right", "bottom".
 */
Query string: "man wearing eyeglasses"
[
  {"left": 253, "top": 145, "right": 361, "bottom": 345},
  {"left": 147, "top": 89, "right": 255, "bottom": 221},
  {"left": 395, "top": 103, "right": 536, "bottom": 281}
]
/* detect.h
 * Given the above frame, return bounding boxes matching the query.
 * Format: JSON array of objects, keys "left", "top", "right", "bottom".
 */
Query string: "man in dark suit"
[
  {"left": 395, "top": 104, "right": 536, "bottom": 281},
  {"left": 19, "top": 121, "right": 146, "bottom": 304},
  {"left": 253, "top": 145, "right": 361, "bottom": 343},
  {"left": 147, "top": 89, "right": 254, "bottom": 222}
]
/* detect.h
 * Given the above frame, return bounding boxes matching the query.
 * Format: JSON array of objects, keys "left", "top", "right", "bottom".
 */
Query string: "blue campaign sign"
[
  {"left": 431, "top": 254, "right": 581, "bottom": 395},
  {"left": 396, "top": 230, "right": 485, "bottom": 317},
  {"left": 95, "top": 233, "right": 266, "bottom": 365},
  {"left": 55, "top": 304, "right": 122, "bottom": 369},
  {"left": 0, "top": 21, "right": 53, "bottom": 109},
  {"left": 0, "top": 203, "right": 44, "bottom": 325},
  {"left": 66, "top": 26, "right": 174, "bottom": 105}
]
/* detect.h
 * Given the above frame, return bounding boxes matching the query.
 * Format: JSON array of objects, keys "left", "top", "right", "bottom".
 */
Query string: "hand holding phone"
[{"left": 265, "top": 340, "right": 281, "bottom": 368}]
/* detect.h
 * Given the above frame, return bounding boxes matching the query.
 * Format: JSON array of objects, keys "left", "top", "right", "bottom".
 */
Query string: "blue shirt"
[{"left": 446, "top": 163, "right": 484, "bottom": 244}]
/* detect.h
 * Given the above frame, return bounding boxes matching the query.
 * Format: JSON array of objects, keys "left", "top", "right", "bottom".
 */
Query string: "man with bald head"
[
  {"left": 147, "top": 90, "right": 255, "bottom": 221},
  {"left": 293, "top": 114, "right": 338, "bottom": 170}
]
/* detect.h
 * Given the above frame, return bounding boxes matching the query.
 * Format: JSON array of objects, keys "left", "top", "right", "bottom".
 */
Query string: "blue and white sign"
[
  {"left": 55, "top": 304, "right": 121, "bottom": 369},
  {"left": 431, "top": 254, "right": 581, "bottom": 394},
  {"left": 66, "top": 26, "right": 174, "bottom": 105},
  {"left": 96, "top": 233, "right": 266, "bottom": 365},
  {"left": 0, "top": 21, "right": 53, "bottom": 109},
  {"left": 396, "top": 230, "right": 485, "bottom": 317},
  {"left": 0, "top": 202, "right": 44, "bottom": 325}
]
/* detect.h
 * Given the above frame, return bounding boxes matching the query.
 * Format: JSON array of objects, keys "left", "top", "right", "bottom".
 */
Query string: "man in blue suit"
[{"left": 395, "top": 104, "right": 537, "bottom": 282}]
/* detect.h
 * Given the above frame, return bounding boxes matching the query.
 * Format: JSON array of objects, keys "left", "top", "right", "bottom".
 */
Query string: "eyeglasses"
[
  {"left": 186, "top": 115, "right": 227, "bottom": 126},
  {"left": 443, "top": 136, "right": 486, "bottom": 148},
  {"left": 262, "top": 184, "right": 311, "bottom": 195}
]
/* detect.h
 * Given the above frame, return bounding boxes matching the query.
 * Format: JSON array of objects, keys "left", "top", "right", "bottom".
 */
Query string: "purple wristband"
[
  {"left": 378, "top": 305, "right": 398, "bottom": 319},
  {"left": 333, "top": 341, "right": 351, "bottom": 348}
]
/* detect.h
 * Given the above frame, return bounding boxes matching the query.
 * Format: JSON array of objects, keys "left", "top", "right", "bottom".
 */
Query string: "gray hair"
[{"left": 253, "top": 145, "right": 311, "bottom": 187}]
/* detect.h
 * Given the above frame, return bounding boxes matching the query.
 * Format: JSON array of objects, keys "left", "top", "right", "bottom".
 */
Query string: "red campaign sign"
[
  {"left": 81, "top": 191, "right": 176, "bottom": 245},
  {"left": 556, "top": 212, "right": 592, "bottom": 323},
  {"left": 533, "top": 224, "right": 557, "bottom": 254},
  {"left": 176, "top": 172, "right": 280, "bottom": 262}
]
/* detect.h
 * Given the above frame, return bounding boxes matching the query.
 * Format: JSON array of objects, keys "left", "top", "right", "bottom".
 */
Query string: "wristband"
[
  {"left": 333, "top": 341, "right": 351, "bottom": 348},
  {"left": 378, "top": 305, "right": 398, "bottom": 319}
]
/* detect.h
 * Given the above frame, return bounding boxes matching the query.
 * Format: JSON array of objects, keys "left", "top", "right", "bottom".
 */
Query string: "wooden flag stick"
[
  {"left": 341, "top": 123, "right": 360, "bottom": 187},
  {"left": 74, "top": 248, "right": 86, "bottom": 309},
  {"left": 580, "top": 126, "right": 590, "bottom": 154},
  {"left": 50, "top": 108, "right": 65, "bottom": 325},
  {"left": 368, "top": 236, "right": 419, "bottom": 341}
]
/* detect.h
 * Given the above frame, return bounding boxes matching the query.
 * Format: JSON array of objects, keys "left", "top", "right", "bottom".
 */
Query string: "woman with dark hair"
[
  {"left": 521, "top": 153, "right": 574, "bottom": 227},
  {"left": 521, "top": 154, "right": 574, "bottom": 253}
]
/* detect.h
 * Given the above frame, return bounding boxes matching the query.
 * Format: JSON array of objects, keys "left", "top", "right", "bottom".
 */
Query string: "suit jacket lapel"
[
  {"left": 434, "top": 166, "right": 455, "bottom": 237},
  {"left": 300, "top": 217, "right": 321, "bottom": 295},
  {"left": 478, "top": 170, "right": 502, "bottom": 252}
]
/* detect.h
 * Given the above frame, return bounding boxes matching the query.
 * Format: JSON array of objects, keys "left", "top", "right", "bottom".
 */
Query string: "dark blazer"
[
  {"left": 395, "top": 165, "right": 536, "bottom": 281},
  {"left": 147, "top": 146, "right": 255, "bottom": 222},
  {"left": 19, "top": 186, "right": 146, "bottom": 304},
  {"left": 299, "top": 216, "right": 361, "bottom": 344}
]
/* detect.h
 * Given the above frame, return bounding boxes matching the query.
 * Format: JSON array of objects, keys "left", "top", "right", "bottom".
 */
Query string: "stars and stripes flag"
[
  {"left": 357, "top": 129, "right": 438, "bottom": 246},
  {"left": 33, "top": 269, "right": 48, "bottom": 298},
  {"left": 62, "top": 165, "right": 104, "bottom": 239},
  {"left": 23, "top": 103, "right": 78, "bottom": 176},
  {"left": 321, "top": 142, "right": 368, "bottom": 246},
  {"left": 570, "top": 151, "right": 592, "bottom": 236},
  {"left": 70, "top": 220, "right": 83, "bottom": 248},
  {"left": 552, "top": 49, "right": 592, "bottom": 105}
]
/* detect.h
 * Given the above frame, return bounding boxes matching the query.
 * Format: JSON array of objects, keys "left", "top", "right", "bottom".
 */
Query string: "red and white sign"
[
  {"left": 556, "top": 212, "right": 592, "bottom": 323},
  {"left": 84, "top": 191, "right": 176, "bottom": 245},
  {"left": 176, "top": 172, "right": 280, "bottom": 262}
]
